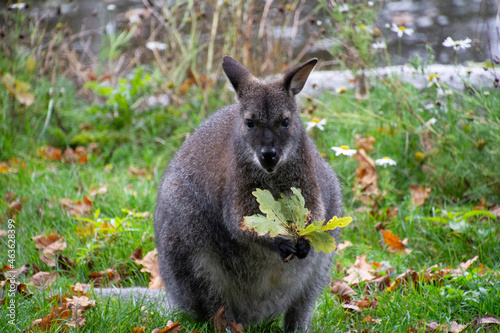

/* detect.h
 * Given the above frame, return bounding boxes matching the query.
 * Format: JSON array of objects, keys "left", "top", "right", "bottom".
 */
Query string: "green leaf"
[
  {"left": 253, "top": 189, "right": 287, "bottom": 225},
  {"left": 461, "top": 210, "right": 497, "bottom": 220},
  {"left": 279, "top": 187, "right": 309, "bottom": 229},
  {"left": 298, "top": 216, "right": 353, "bottom": 236},
  {"left": 243, "top": 214, "right": 288, "bottom": 237},
  {"left": 241, "top": 188, "right": 353, "bottom": 256},
  {"left": 301, "top": 229, "right": 337, "bottom": 253}
]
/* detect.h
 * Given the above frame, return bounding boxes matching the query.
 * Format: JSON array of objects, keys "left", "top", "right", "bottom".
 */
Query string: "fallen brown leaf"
[
  {"left": 31, "top": 303, "right": 71, "bottom": 331},
  {"left": 214, "top": 306, "right": 228, "bottom": 333},
  {"left": 128, "top": 166, "right": 149, "bottom": 176},
  {"left": 152, "top": 320, "right": 182, "bottom": 333},
  {"left": 1, "top": 72, "right": 35, "bottom": 105},
  {"left": 363, "top": 314, "right": 382, "bottom": 323},
  {"left": 410, "top": 185, "right": 431, "bottom": 207},
  {"left": 381, "top": 230, "right": 412, "bottom": 254},
  {"left": 63, "top": 146, "right": 88, "bottom": 164},
  {"left": 355, "top": 134, "right": 376, "bottom": 153},
  {"left": 1, "top": 264, "right": 29, "bottom": 279},
  {"left": 343, "top": 254, "right": 377, "bottom": 285},
  {"left": 386, "top": 269, "right": 419, "bottom": 292},
  {"left": 331, "top": 279, "right": 357, "bottom": 302},
  {"left": 66, "top": 295, "right": 96, "bottom": 329},
  {"left": 60, "top": 196, "right": 92, "bottom": 217},
  {"left": 337, "top": 240, "right": 353, "bottom": 251},
  {"left": 133, "top": 249, "right": 164, "bottom": 289},
  {"left": 414, "top": 320, "right": 467, "bottom": 333},
  {"left": 38, "top": 146, "right": 63, "bottom": 161},
  {"left": 471, "top": 314, "right": 500, "bottom": 329},
  {"left": 353, "top": 149, "right": 380, "bottom": 204},
  {"left": 88, "top": 268, "right": 121, "bottom": 287},
  {"left": 89, "top": 184, "right": 108, "bottom": 196},
  {"left": 130, "top": 247, "right": 143, "bottom": 261},
  {"left": 341, "top": 303, "right": 362, "bottom": 312},
  {"left": 363, "top": 275, "right": 391, "bottom": 293},
  {"left": 30, "top": 272, "right": 58, "bottom": 288},
  {"left": 32, "top": 234, "right": 67, "bottom": 268}
]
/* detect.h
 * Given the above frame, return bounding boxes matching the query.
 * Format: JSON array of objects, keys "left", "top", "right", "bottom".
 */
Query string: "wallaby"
[{"left": 154, "top": 56, "right": 343, "bottom": 332}]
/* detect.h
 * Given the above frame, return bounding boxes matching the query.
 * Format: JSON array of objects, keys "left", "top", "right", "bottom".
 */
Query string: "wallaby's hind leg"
[{"left": 283, "top": 294, "right": 316, "bottom": 333}]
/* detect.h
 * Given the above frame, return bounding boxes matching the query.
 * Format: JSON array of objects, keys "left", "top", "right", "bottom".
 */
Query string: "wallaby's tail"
[{"left": 95, "top": 287, "right": 174, "bottom": 312}]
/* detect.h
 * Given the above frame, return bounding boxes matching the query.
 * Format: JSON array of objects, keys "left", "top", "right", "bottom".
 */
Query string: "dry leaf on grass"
[
  {"left": 381, "top": 230, "right": 412, "bottom": 254},
  {"left": 337, "top": 240, "right": 353, "bottom": 251},
  {"left": 363, "top": 314, "right": 382, "bottom": 323},
  {"left": 1, "top": 280, "right": 33, "bottom": 298},
  {"left": 66, "top": 296, "right": 96, "bottom": 328},
  {"left": 471, "top": 315, "right": 500, "bottom": 329},
  {"left": 341, "top": 303, "right": 362, "bottom": 313},
  {"left": 88, "top": 268, "right": 121, "bottom": 287},
  {"left": 151, "top": 320, "right": 182, "bottom": 333},
  {"left": 38, "top": 146, "right": 63, "bottom": 161},
  {"left": 128, "top": 166, "right": 149, "bottom": 176},
  {"left": 410, "top": 185, "right": 431, "bottom": 207},
  {"left": 132, "top": 249, "right": 164, "bottom": 289},
  {"left": 63, "top": 146, "right": 88, "bottom": 164},
  {"left": 31, "top": 303, "right": 72, "bottom": 331},
  {"left": 60, "top": 196, "right": 92, "bottom": 217},
  {"left": 30, "top": 272, "right": 58, "bottom": 288},
  {"left": 355, "top": 134, "right": 376, "bottom": 153},
  {"left": 412, "top": 320, "right": 468, "bottom": 333},
  {"left": 1, "top": 264, "right": 29, "bottom": 279},
  {"left": 31, "top": 294, "right": 95, "bottom": 331},
  {"left": 331, "top": 279, "right": 357, "bottom": 302},
  {"left": 213, "top": 305, "right": 245, "bottom": 333},
  {"left": 89, "top": 184, "right": 108, "bottom": 196},
  {"left": 130, "top": 247, "right": 143, "bottom": 261},
  {"left": 0, "top": 157, "right": 26, "bottom": 173},
  {"left": 32, "top": 234, "right": 67, "bottom": 268},
  {"left": 363, "top": 275, "right": 391, "bottom": 293},
  {"left": 343, "top": 254, "right": 377, "bottom": 285},
  {"left": 353, "top": 149, "right": 380, "bottom": 204}
]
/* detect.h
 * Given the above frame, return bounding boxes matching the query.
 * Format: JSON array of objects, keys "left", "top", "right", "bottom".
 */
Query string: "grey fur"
[{"left": 154, "top": 57, "right": 343, "bottom": 332}]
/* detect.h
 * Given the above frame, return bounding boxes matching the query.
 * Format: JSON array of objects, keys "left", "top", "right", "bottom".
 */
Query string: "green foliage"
[
  {"left": 407, "top": 208, "right": 497, "bottom": 232},
  {"left": 242, "top": 188, "right": 352, "bottom": 254}
]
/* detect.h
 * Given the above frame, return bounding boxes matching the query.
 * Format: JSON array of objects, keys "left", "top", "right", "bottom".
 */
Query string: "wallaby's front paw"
[
  {"left": 276, "top": 238, "right": 296, "bottom": 261},
  {"left": 295, "top": 237, "right": 311, "bottom": 259}
]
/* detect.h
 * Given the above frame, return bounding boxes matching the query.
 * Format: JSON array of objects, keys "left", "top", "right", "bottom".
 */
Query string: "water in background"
[{"left": 2, "top": 0, "right": 498, "bottom": 66}]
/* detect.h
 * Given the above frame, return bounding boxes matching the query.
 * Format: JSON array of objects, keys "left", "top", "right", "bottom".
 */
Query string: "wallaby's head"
[{"left": 222, "top": 56, "right": 317, "bottom": 174}]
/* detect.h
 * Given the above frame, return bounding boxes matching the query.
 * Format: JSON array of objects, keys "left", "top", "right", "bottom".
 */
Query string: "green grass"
[
  {"left": 1, "top": 2, "right": 499, "bottom": 332},
  {"left": 1, "top": 79, "right": 499, "bottom": 332}
]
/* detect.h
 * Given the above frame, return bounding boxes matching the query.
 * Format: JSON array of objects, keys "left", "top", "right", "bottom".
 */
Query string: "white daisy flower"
[
  {"left": 428, "top": 73, "right": 441, "bottom": 88},
  {"left": 338, "top": 4, "right": 349, "bottom": 13},
  {"left": 371, "top": 41, "right": 387, "bottom": 49},
  {"left": 426, "top": 118, "right": 437, "bottom": 125},
  {"left": 442, "top": 37, "right": 472, "bottom": 51},
  {"left": 305, "top": 118, "right": 326, "bottom": 132},
  {"left": 9, "top": 3, "right": 27, "bottom": 9},
  {"left": 146, "top": 41, "right": 167, "bottom": 51},
  {"left": 391, "top": 23, "right": 414, "bottom": 38},
  {"left": 331, "top": 145, "right": 357, "bottom": 157},
  {"left": 375, "top": 157, "right": 397, "bottom": 167}
]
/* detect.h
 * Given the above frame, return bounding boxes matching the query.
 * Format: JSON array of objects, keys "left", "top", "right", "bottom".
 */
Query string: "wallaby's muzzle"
[{"left": 259, "top": 146, "right": 279, "bottom": 173}]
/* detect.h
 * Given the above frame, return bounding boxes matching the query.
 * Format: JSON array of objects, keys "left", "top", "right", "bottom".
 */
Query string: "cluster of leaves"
[{"left": 241, "top": 188, "right": 352, "bottom": 255}]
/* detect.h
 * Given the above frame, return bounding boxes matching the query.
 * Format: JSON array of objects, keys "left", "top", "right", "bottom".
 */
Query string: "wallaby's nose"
[{"left": 260, "top": 147, "right": 277, "bottom": 161}]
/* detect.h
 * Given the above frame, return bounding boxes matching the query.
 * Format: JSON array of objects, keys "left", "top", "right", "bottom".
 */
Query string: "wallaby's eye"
[
  {"left": 281, "top": 118, "right": 291, "bottom": 128},
  {"left": 245, "top": 119, "right": 255, "bottom": 129}
]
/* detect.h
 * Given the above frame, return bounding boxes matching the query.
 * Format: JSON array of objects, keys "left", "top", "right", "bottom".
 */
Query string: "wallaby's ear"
[
  {"left": 283, "top": 58, "right": 318, "bottom": 95},
  {"left": 222, "top": 56, "right": 252, "bottom": 94}
]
